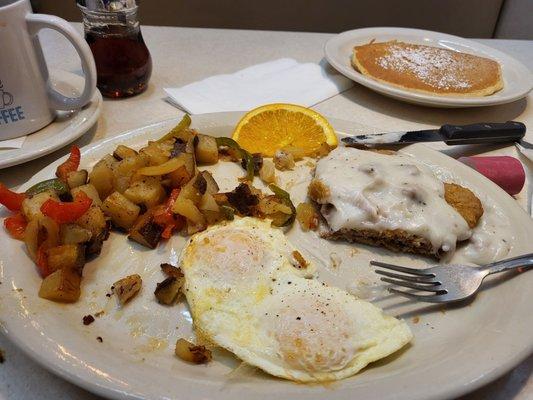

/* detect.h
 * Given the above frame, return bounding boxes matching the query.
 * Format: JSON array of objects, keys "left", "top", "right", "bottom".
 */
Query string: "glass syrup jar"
[{"left": 77, "top": 0, "right": 152, "bottom": 98}]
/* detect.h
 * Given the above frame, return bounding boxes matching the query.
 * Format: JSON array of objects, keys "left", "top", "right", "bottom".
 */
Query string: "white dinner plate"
[
  {"left": 324, "top": 27, "right": 533, "bottom": 108},
  {"left": 1, "top": 112, "right": 533, "bottom": 400},
  {"left": 0, "top": 70, "right": 102, "bottom": 169}
]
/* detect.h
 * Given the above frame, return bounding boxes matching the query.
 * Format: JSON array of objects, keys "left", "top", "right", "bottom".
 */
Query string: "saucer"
[{"left": 0, "top": 69, "right": 102, "bottom": 169}]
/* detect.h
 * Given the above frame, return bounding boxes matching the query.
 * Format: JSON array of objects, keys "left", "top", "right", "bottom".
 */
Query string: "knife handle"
[{"left": 440, "top": 121, "right": 526, "bottom": 145}]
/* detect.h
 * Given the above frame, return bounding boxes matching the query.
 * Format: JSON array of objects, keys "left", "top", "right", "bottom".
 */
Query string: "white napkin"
[
  {"left": 164, "top": 58, "right": 354, "bottom": 114},
  {"left": 0, "top": 136, "right": 26, "bottom": 150}
]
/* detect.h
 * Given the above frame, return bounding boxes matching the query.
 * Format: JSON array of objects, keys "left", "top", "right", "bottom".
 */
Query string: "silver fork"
[{"left": 371, "top": 253, "right": 533, "bottom": 303}]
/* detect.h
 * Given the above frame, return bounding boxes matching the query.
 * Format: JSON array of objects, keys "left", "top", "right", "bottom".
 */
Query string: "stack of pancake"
[{"left": 352, "top": 40, "right": 503, "bottom": 96}]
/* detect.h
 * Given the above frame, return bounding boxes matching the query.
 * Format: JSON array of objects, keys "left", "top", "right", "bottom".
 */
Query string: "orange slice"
[{"left": 232, "top": 104, "right": 337, "bottom": 157}]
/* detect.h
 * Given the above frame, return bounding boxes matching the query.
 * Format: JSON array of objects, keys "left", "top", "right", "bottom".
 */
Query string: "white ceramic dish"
[
  {"left": 1, "top": 112, "right": 532, "bottom": 400},
  {"left": 324, "top": 27, "right": 533, "bottom": 108},
  {"left": 0, "top": 69, "right": 102, "bottom": 169}
]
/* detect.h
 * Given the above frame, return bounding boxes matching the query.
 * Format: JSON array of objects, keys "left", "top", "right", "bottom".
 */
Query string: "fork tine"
[
  {"left": 380, "top": 277, "right": 444, "bottom": 292},
  {"left": 370, "top": 261, "right": 435, "bottom": 277},
  {"left": 375, "top": 269, "right": 438, "bottom": 283},
  {"left": 388, "top": 288, "right": 447, "bottom": 303}
]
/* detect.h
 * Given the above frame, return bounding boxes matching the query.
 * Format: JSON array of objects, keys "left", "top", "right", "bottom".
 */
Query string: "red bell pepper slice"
[
  {"left": 4, "top": 213, "right": 27, "bottom": 240},
  {"left": 153, "top": 188, "right": 184, "bottom": 239},
  {"left": 0, "top": 183, "right": 26, "bottom": 211},
  {"left": 40, "top": 191, "right": 92, "bottom": 224},
  {"left": 56, "top": 145, "right": 81, "bottom": 181}
]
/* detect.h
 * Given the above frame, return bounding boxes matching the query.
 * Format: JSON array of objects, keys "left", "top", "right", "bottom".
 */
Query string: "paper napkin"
[
  {"left": 164, "top": 58, "right": 353, "bottom": 114},
  {"left": 0, "top": 135, "right": 26, "bottom": 150}
]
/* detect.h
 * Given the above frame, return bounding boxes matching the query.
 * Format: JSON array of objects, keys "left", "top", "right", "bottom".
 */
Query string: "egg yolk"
[
  {"left": 267, "top": 293, "right": 356, "bottom": 373},
  {"left": 188, "top": 229, "right": 267, "bottom": 286}
]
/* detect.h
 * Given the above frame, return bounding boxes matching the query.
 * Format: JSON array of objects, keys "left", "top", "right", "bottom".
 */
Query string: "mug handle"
[{"left": 25, "top": 14, "right": 97, "bottom": 111}]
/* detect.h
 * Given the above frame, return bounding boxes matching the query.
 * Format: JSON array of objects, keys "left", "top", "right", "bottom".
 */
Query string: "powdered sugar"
[{"left": 377, "top": 44, "right": 472, "bottom": 90}]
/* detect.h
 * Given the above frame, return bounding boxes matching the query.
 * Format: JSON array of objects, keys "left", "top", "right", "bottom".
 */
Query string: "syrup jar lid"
[{"left": 77, "top": 0, "right": 137, "bottom": 11}]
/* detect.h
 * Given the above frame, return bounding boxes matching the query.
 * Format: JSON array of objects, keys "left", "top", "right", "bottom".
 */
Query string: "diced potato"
[
  {"left": 75, "top": 205, "right": 109, "bottom": 255},
  {"left": 167, "top": 153, "right": 196, "bottom": 188},
  {"left": 175, "top": 338, "right": 212, "bottom": 364},
  {"left": 259, "top": 159, "right": 276, "bottom": 184},
  {"left": 154, "top": 276, "right": 184, "bottom": 305},
  {"left": 21, "top": 191, "right": 58, "bottom": 222},
  {"left": 46, "top": 244, "right": 85, "bottom": 275},
  {"left": 139, "top": 141, "right": 170, "bottom": 166},
  {"left": 128, "top": 211, "right": 163, "bottom": 249},
  {"left": 60, "top": 224, "right": 92, "bottom": 245},
  {"left": 71, "top": 184, "right": 102, "bottom": 206},
  {"left": 296, "top": 203, "right": 319, "bottom": 231},
  {"left": 113, "top": 155, "right": 147, "bottom": 193},
  {"left": 178, "top": 173, "right": 206, "bottom": 206},
  {"left": 102, "top": 192, "right": 140, "bottom": 230},
  {"left": 273, "top": 150, "right": 295, "bottom": 170},
  {"left": 89, "top": 159, "right": 115, "bottom": 200},
  {"left": 113, "top": 145, "right": 138, "bottom": 161},
  {"left": 124, "top": 177, "right": 166, "bottom": 208},
  {"left": 201, "top": 171, "right": 219, "bottom": 194},
  {"left": 76, "top": 205, "right": 107, "bottom": 236},
  {"left": 113, "top": 274, "right": 142, "bottom": 305},
  {"left": 24, "top": 216, "right": 60, "bottom": 262},
  {"left": 172, "top": 197, "right": 206, "bottom": 229},
  {"left": 66, "top": 170, "right": 88, "bottom": 189},
  {"left": 38, "top": 266, "right": 82, "bottom": 303},
  {"left": 258, "top": 195, "right": 293, "bottom": 226},
  {"left": 199, "top": 193, "right": 219, "bottom": 212},
  {"left": 195, "top": 134, "right": 218, "bottom": 164},
  {"left": 160, "top": 263, "right": 183, "bottom": 278}
]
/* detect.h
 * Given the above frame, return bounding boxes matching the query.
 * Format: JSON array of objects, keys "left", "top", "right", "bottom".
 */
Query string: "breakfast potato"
[
  {"left": 38, "top": 265, "right": 82, "bottom": 303},
  {"left": 154, "top": 276, "right": 184, "bottom": 305},
  {"left": 24, "top": 216, "right": 60, "bottom": 263},
  {"left": 128, "top": 210, "right": 164, "bottom": 249},
  {"left": 113, "top": 155, "right": 147, "bottom": 193},
  {"left": 174, "top": 338, "right": 212, "bottom": 364},
  {"left": 139, "top": 141, "right": 170, "bottom": 166},
  {"left": 113, "top": 274, "right": 142, "bottom": 305},
  {"left": 75, "top": 205, "right": 109, "bottom": 255},
  {"left": 167, "top": 153, "right": 196, "bottom": 187},
  {"left": 60, "top": 224, "right": 93, "bottom": 245},
  {"left": 66, "top": 169, "right": 88, "bottom": 189},
  {"left": 124, "top": 177, "right": 166, "bottom": 208},
  {"left": 113, "top": 145, "right": 138, "bottom": 161},
  {"left": 71, "top": 184, "right": 102, "bottom": 206},
  {"left": 75, "top": 204, "right": 107, "bottom": 237},
  {"left": 172, "top": 197, "right": 206, "bottom": 233},
  {"left": 259, "top": 159, "right": 276, "bottom": 184},
  {"left": 89, "top": 159, "right": 115, "bottom": 200},
  {"left": 21, "top": 191, "right": 58, "bottom": 222},
  {"left": 296, "top": 203, "right": 319, "bottom": 231},
  {"left": 273, "top": 150, "right": 295, "bottom": 170},
  {"left": 195, "top": 134, "right": 218, "bottom": 164},
  {"left": 178, "top": 173, "right": 206, "bottom": 206},
  {"left": 258, "top": 195, "right": 293, "bottom": 226},
  {"left": 201, "top": 171, "right": 219, "bottom": 194},
  {"left": 46, "top": 244, "right": 85, "bottom": 275},
  {"left": 102, "top": 191, "right": 141, "bottom": 230}
]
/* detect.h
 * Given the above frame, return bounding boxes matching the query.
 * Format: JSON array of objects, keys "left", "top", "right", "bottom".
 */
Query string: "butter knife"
[{"left": 342, "top": 121, "right": 526, "bottom": 146}]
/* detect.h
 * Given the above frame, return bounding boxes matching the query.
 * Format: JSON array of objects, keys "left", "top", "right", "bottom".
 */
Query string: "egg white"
[{"left": 180, "top": 217, "right": 412, "bottom": 382}]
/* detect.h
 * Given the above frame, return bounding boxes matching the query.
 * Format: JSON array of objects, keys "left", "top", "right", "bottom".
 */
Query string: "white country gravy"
[{"left": 313, "top": 147, "right": 472, "bottom": 256}]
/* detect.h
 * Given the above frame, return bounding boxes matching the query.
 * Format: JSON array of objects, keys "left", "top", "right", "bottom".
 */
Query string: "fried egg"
[{"left": 179, "top": 217, "right": 412, "bottom": 382}]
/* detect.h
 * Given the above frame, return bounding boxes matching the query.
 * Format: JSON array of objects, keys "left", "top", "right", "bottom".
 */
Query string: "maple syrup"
[{"left": 78, "top": 1, "right": 151, "bottom": 98}]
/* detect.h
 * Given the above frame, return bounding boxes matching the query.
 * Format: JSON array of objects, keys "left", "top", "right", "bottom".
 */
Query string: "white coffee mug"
[{"left": 0, "top": 0, "right": 96, "bottom": 140}]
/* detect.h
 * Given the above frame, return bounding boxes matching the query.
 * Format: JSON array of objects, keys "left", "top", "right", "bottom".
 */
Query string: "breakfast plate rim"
[
  {"left": 1, "top": 112, "right": 532, "bottom": 400},
  {"left": 324, "top": 26, "right": 533, "bottom": 108}
]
